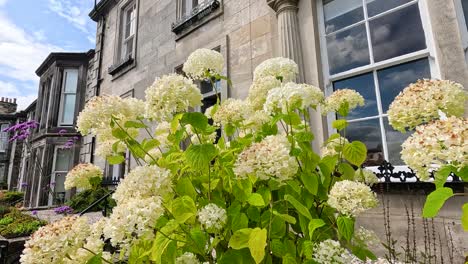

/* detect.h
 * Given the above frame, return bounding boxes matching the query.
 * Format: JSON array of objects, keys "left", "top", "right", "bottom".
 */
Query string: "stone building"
[
  {"left": 84, "top": 0, "right": 468, "bottom": 260},
  {"left": 0, "top": 97, "right": 25, "bottom": 190},
  {"left": 15, "top": 51, "right": 94, "bottom": 208}
]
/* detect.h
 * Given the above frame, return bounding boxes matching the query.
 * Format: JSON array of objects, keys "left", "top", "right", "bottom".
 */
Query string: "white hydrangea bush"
[{"left": 25, "top": 50, "right": 440, "bottom": 263}]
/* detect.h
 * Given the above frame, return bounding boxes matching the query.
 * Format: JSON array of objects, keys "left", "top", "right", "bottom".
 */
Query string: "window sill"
[
  {"left": 108, "top": 56, "right": 135, "bottom": 78},
  {"left": 172, "top": 0, "right": 223, "bottom": 40}
]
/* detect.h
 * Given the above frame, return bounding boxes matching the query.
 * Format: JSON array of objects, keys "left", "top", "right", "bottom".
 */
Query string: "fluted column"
[{"left": 267, "top": 0, "right": 305, "bottom": 82}]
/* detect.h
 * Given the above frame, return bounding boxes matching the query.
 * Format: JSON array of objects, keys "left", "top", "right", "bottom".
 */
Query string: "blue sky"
[{"left": 0, "top": 0, "right": 96, "bottom": 110}]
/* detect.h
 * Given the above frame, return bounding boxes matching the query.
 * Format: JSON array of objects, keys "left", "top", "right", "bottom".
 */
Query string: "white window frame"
[
  {"left": 120, "top": 1, "right": 137, "bottom": 61},
  {"left": 454, "top": 0, "right": 468, "bottom": 64},
  {"left": 58, "top": 68, "right": 79, "bottom": 126},
  {"left": 317, "top": 0, "right": 440, "bottom": 174},
  {"left": 48, "top": 146, "right": 73, "bottom": 206},
  {"left": 0, "top": 123, "right": 9, "bottom": 153}
]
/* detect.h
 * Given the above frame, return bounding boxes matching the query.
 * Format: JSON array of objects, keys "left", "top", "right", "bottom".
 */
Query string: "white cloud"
[
  {"left": 47, "top": 0, "right": 95, "bottom": 43},
  {"left": 0, "top": 12, "right": 62, "bottom": 82},
  {"left": 0, "top": 80, "right": 36, "bottom": 110}
]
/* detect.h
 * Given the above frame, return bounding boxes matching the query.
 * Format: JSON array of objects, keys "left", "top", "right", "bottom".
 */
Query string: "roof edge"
[
  {"left": 89, "top": 0, "right": 115, "bottom": 22},
  {"left": 35, "top": 50, "right": 95, "bottom": 76}
]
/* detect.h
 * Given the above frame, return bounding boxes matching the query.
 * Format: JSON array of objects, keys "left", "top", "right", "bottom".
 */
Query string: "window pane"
[
  {"left": 344, "top": 119, "right": 384, "bottom": 166},
  {"left": 64, "top": 69, "right": 78, "bottom": 93},
  {"left": 366, "top": 0, "right": 412, "bottom": 17},
  {"left": 323, "top": 0, "right": 364, "bottom": 34},
  {"left": 0, "top": 124, "right": 8, "bottom": 152},
  {"left": 333, "top": 72, "right": 378, "bottom": 120},
  {"left": 384, "top": 117, "right": 411, "bottom": 165},
  {"left": 54, "top": 173, "right": 66, "bottom": 193},
  {"left": 326, "top": 24, "right": 370, "bottom": 75},
  {"left": 62, "top": 94, "right": 76, "bottom": 124},
  {"left": 200, "top": 80, "right": 213, "bottom": 94},
  {"left": 377, "top": 58, "right": 430, "bottom": 112},
  {"left": 463, "top": 0, "right": 468, "bottom": 30},
  {"left": 55, "top": 148, "right": 72, "bottom": 171},
  {"left": 369, "top": 4, "right": 426, "bottom": 62}
]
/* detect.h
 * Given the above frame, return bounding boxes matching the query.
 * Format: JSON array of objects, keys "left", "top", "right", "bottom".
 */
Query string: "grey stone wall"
[{"left": 0, "top": 98, "right": 17, "bottom": 114}]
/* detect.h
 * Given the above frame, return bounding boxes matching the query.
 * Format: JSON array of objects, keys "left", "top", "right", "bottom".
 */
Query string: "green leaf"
[
  {"left": 434, "top": 165, "right": 454, "bottom": 189},
  {"left": 455, "top": 166, "right": 468, "bottom": 181},
  {"left": 189, "top": 228, "right": 207, "bottom": 255},
  {"left": 308, "top": 219, "right": 325, "bottom": 240},
  {"left": 301, "top": 173, "right": 318, "bottom": 195},
  {"left": 462, "top": 203, "right": 468, "bottom": 231},
  {"left": 172, "top": 196, "right": 197, "bottom": 223},
  {"left": 124, "top": 120, "right": 147, "bottom": 128},
  {"left": 229, "top": 228, "right": 253, "bottom": 249},
  {"left": 332, "top": 119, "right": 348, "bottom": 131},
  {"left": 107, "top": 154, "right": 125, "bottom": 165},
  {"left": 86, "top": 253, "right": 102, "bottom": 264},
  {"left": 181, "top": 112, "right": 209, "bottom": 132},
  {"left": 285, "top": 195, "right": 313, "bottom": 220},
  {"left": 219, "top": 249, "right": 255, "bottom": 264},
  {"left": 272, "top": 211, "right": 296, "bottom": 224},
  {"left": 111, "top": 128, "right": 127, "bottom": 140},
  {"left": 343, "top": 141, "right": 367, "bottom": 166},
  {"left": 143, "top": 139, "right": 160, "bottom": 152},
  {"left": 225, "top": 123, "right": 236, "bottom": 137},
  {"left": 271, "top": 239, "right": 285, "bottom": 257},
  {"left": 338, "top": 163, "right": 355, "bottom": 181},
  {"left": 248, "top": 193, "right": 266, "bottom": 207},
  {"left": 337, "top": 216, "right": 354, "bottom": 241},
  {"left": 423, "top": 187, "right": 454, "bottom": 218},
  {"left": 185, "top": 144, "right": 218, "bottom": 170},
  {"left": 283, "top": 254, "right": 297, "bottom": 264},
  {"left": 248, "top": 228, "right": 267, "bottom": 264},
  {"left": 175, "top": 177, "right": 197, "bottom": 199},
  {"left": 231, "top": 213, "right": 249, "bottom": 231}
]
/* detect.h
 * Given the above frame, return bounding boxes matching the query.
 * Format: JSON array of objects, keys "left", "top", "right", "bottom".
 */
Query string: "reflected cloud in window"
[
  {"left": 366, "top": 0, "right": 412, "bottom": 17},
  {"left": 324, "top": 0, "right": 364, "bottom": 34},
  {"left": 384, "top": 118, "right": 412, "bottom": 165}
]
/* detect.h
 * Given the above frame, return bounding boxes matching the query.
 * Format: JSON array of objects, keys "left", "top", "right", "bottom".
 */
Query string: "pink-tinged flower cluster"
[{"left": 401, "top": 116, "right": 468, "bottom": 181}]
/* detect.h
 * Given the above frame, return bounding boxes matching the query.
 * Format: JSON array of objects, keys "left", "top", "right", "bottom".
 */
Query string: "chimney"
[
  {"left": 1, "top": 97, "right": 4, "bottom": 102},
  {"left": 13, "top": 98, "right": 17, "bottom": 104}
]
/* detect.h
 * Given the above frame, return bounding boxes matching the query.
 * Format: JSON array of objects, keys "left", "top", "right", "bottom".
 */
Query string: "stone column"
[{"left": 267, "top": 0, "right": 305, "bottom": 82}]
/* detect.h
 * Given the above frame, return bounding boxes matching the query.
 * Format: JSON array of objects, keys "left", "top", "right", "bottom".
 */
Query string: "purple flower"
[
  {"left": 50, "top": 182, "right": 56, "bottom": 186},
  {"left": 4, "top": 120, "right": 38, "bottom": 142},
  {"left": 54, "top": 206, "right": 73, "bottom": 215},
  {"left": 58, "top": 129, "right": 67, "bottom": 135},
  {"left": 21, "top": 182, "right": 28, "bottom": 188},
  {"left": 31, "top": 210, "right": 38, "bottom": 216}
]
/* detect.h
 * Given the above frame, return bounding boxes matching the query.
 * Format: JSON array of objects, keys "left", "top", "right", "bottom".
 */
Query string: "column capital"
[{"left": 267, "top": 0, "right": 299, "bottom": 14}]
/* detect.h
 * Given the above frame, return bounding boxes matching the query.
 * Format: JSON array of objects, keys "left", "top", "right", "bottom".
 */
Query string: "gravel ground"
[{"left": 23, "top": 209, "right": 104, "bottom": 223}]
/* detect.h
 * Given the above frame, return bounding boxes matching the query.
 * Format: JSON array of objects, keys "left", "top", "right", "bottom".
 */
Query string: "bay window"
[
  {"left": 0, "top": 123, "right": 9, "bottom": 153},
  {"left": 58, "top": 69, "right": 79, "bottom": 126},
  {"left": 318, "top": 0, "right": 438, "bottom": 167},
  {"left": 49, "top": 147, "right": 72, "bottom": 205}
]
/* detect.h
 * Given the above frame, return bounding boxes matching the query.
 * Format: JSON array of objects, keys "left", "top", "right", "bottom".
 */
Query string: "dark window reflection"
[
  {"left": 343, "top": 118, "right": 384, "bottom": 166},
  {"left": 366, "top": 0, "right": 412, "bottom": 17},
  {"left": 324, "top": 0, "right": 364, "bottom": 34},
  {"left": 369, "top": 4, "right": 426, "bottom": 62},
  {"left": 327, "top": 24, "right": 370, "bottom": 74},
  {"left": 462, "top": 0, "right": 468, "bottom": 30},
  {"left": 384, "top": 117, "right": 412, "bottom": 165},
  {"left": 333, "top": 72, "right": 378, "bottom": 120},
  {"left": 377, "top": 58, "right": 430, "bottom": 112}
]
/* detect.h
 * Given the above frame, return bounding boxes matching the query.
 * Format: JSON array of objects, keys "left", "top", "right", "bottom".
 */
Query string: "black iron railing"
[
  {"left": 79, "top": 190, "right": 114, "bottom": 217},
  {"left": 172, "top": 0, "right": 221, "bottom": 34},
  {"left": 375, "top": 160, "right": 462, "bottom": 183}
]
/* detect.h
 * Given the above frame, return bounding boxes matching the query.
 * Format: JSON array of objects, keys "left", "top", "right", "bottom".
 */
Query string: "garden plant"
[{"left": 18, "top": 49, "right": 467, "bottom": 264}]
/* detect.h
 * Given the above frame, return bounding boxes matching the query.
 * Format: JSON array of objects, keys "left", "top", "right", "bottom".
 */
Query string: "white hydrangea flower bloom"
[
  {"left": 145, "top": 74, "right": 203, "bottom": 121},
  {"left": 328, "top": 180, "right": 378, "bottom": 217},
  {"left": 103, "top": 196, "right": 164, "bottom": 250},
  {"left": 354, "top": 226, "right": 380, "bottom": 246},
  {"left": 197, "top": 203, "right": 227, "bottom": 232},
  {"left": 77, "top": 95, "right": 144, "bottom": 137},
  {"left": 312, "top": 239, "right": 349, "bottom": 264},
  {"left": 388, "top": 79, "right": 467, "bottom": 132},
  {"left": 95, "top": 139, "right": 126, "bottom": 159},
  {"left": 253, "top": 57, "right": 299, "bottom": 82},
  {"left": 321, "top": 89, "right": 365, "bottom": 114},
  {"left": 264, "top": 82, "right": 324, "bottom": 114},
  {"left": 354, "top": 168, "right": 380, "bottom": 186},
  {"left": 247, "top": 76, "right": 281, "bottom": 111},
  {"left": 234, "top": 135, "right": 298, "bottom": 183},
  {"left": 144, "top": 148, "right": 163, "bottom": 164},
  {"left": 401, "top": 116, "right": 467, "bottom": 181},
  {"left": 176, "top": 252, "right": 201, "bottom": 264},
  {"left": 242, "top": 110, "right": 271, "bottom": 133},
  {"left": 320, "top": 136, "right": 349, "bottom": 157},
  {"left": 204, "top": 105, "right": 216, "bottom": 119},
  {"left": 212, "top": 98, "right": 252, "bottom": 126},
  {"left": 183, "top": 48, "right": 224, "bottom": 79},
  {"left": 112, "top": 165, "right": 172, "bottom": 204},
  {"left": 64, "top": 163, "right": 103, "bottom": 190},
  {"left": 20, "top": 216, "right": 104, "bottom": 264}
]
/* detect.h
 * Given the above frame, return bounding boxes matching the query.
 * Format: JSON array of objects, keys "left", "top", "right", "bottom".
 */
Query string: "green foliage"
[
  {"left": 66, "top": 187, "right": 116, "bottom": 213},
  {"left": 0, "top": 191, "right": 24, "bottom": 205},
  {"left": 343, "top": 141, "right": 367, "bottom": 166},
  {"left": 337, "top": 216, "right": 354, "bottom": 242},
  {"left": 0, "top": 209, "right": 46, "bottom": 238},
  {"left": 422, "top": 187, "right": 454, "bottom": 218},
  {"left": 462, "top": 203, "right": 468, "bottom": 231}
]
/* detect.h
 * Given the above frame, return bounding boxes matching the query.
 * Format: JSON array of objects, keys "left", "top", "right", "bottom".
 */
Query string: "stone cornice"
[{"left": 267, "top": 0, "right": 299, "bottom": 13}]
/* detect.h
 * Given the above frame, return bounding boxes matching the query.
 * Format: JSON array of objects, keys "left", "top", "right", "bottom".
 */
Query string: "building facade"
[
  {"left": 15, "top": 51, "right": 94, "bottom": 208},
  {"left": 83, "top": 0, "right": 468, "bottom": 259}
]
